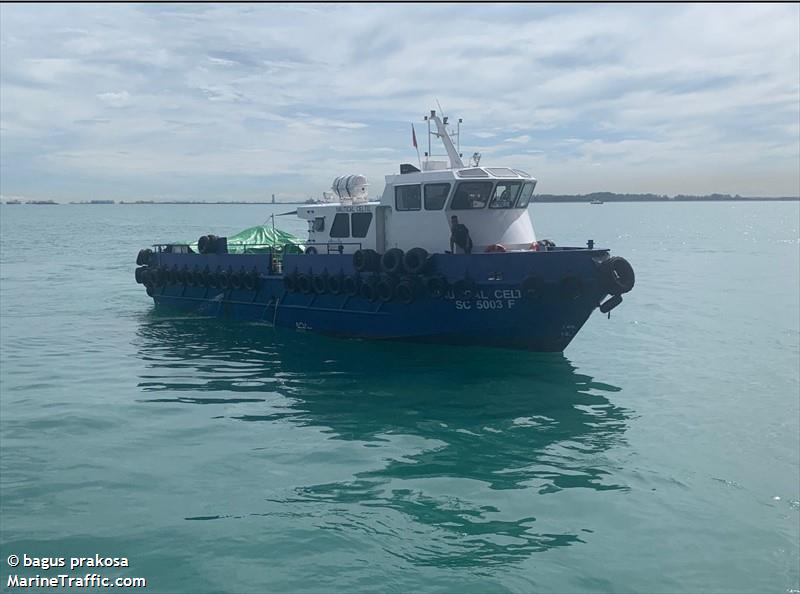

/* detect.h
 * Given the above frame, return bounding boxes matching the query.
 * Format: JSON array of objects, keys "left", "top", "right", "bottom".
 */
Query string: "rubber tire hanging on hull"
[
  {"left": 136, "top": 249, "right": 153, "bottom": 266},
  {"left": 403, "top": 248, "right": 429, "bottom": 275},
  {"left": 395, "top": 281, "right": 416, "bottom": 304},
  {"left": 284, "top": 274, "right": 297, "bottom": 292},
  {"left": 134, "top": 267, "right": 147, "bottom": 284},
  {"left": 376, "top": 277, "right": 395, "bottom": 302},
  {"left": 359, "top": 279, "right": 377, "bottom": 301},
  {"left": 343, "top": 276, "right": 359, "bottom": 296},
  {"left": 599, "top": 257, "right": 635, "bottom": 294},
  {"left": 297, "top": 274, "right": 313, "bottom": 294},
  {"left": 381, "top": 248, "right": 404, "bottom": 275},
  {"left": 312, "top": 274, "right": 327, "bottom": 294},
  {"left": 244, "top": 270, "right": 259, "bottom": 291},
  {"left": 353, "top": 249, "right": 380, "bottom": 273},
  {"left": 425, "top": 275, "right": 448, "bottom": 298},
  {"left": 328, "top": 275, "right": 343, "bottom": 295}
]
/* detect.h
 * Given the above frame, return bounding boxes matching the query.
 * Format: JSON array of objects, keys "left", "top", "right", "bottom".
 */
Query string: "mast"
[{"left": 428, "top": 110, "right": 464, "bottom": 169}]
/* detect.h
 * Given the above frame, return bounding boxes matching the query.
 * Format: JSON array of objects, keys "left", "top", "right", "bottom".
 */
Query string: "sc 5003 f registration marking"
[{"left": 455, "top": 298, "right": 516, "bottom": 310}]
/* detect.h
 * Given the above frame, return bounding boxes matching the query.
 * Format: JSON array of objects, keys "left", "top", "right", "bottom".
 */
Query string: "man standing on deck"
[{"left": 449, "top": 215, "right": 473, "bottom": 254}]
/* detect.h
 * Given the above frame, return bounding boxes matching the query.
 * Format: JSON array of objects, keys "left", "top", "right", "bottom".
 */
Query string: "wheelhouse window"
[
  {"left": 395, "top": 185, "right": 421, "bottom": 211},
  {"left": 516, "top": 182, "right": 535, "bottom": 208},
  {"left": 330, "top": 213, "right": 350, "bottom": 238},
  {"left": 450, "top": 181, "right": 493, "bottom": 210},
  {"left": 313, "top": 217, "right": 325, "bottom": 231},
  {"left": 457, "top": 168, "right": 489, "bottom": 178},
  {"left": 351, "top": 212, "right": 373, "bottom": 238},
  {"left": 489, "top": 181, "right": 522, "bottom": 209},
  {"left": 424, "top": 183, "right": 450, "bottom": 210},
  {"left": 486, "top": 167, "right": 518, "bottom": 177}
]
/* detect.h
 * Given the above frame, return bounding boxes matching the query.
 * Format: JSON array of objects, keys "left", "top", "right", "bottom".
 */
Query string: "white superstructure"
[{"left": 297, "top": 110, "right": 538, "bottom": 254}]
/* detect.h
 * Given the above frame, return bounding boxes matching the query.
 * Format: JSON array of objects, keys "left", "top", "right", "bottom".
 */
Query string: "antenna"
[{"left": 425, "top": 113, "right": 431, "bottom": 159}]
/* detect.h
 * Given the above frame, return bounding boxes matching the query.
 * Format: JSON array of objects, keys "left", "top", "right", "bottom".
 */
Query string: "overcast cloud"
[{"left": 1, "top": 2, "right": 798, "bottom": 201}]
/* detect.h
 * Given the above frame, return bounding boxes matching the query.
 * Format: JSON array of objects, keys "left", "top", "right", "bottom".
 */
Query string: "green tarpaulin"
[{"left": 189, "top": 225, "right": 305, "bottom": 254}]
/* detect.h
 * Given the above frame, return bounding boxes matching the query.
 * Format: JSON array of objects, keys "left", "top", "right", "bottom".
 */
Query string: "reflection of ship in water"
[{"left": 135, "top": 316, "right": 631, "bottom": 566}]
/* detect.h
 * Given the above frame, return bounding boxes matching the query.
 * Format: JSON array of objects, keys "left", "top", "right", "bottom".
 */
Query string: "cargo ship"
[{"left": 134, "top": 109, "right": 634, "bottom": 351}]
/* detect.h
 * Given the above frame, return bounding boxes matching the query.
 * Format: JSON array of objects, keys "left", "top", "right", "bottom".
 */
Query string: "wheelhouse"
[{"left": 296, "top": 110, "right": 539, "bottom": 255}]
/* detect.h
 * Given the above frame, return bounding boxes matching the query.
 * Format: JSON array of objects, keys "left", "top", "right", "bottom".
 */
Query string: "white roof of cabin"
[{"left": 385, "top": 166, "right": 534, "bottom": 186}]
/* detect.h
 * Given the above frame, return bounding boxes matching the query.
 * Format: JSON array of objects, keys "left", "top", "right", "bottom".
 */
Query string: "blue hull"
[{"left": 140, "top": 250, "right": 621, "bottom": 352}]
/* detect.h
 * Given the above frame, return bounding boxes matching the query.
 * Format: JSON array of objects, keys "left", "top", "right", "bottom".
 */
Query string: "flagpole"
[{"left": 412, "top": 123, "right": 421, "bottom": 170}]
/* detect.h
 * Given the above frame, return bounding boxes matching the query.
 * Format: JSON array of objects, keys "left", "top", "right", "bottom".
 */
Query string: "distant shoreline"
[
  {"left": 534, "top": 195, "right": 799, "bottom": 203},
  {"left": 3, "top": 194, "right": 798, "bottom": 205}
]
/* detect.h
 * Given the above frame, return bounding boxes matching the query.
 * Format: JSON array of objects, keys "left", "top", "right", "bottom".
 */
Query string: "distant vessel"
[
  {"left": 133, "top": 108, "right": 635, "bottom": 351},
  {"left": 590, "top": 199, "right": 604, "bottom": 204}
]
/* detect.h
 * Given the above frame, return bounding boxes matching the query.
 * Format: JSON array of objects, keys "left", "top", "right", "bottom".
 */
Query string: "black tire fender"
[
  {"left": 230, "top": 270, "right": 243, "bottom": 290},
  {"left": 403, "top": 247, "right": 429, "bottom": 275},
  {"left": 136, "top": 248, "right": 153, "bottom": 266},
  {"left": 424, "top": 275, "right": 448, "bottom": 298},
  {"left": 243, "top": 270, "right": 259, "bottom": 291},
  {"left": 599, "top": 294, "right": 623, "bottom": 313},
  {"left": 217, "top": 269, "right": 230, "bottom": 290},
  {"left": 312, "top": 274, "right": 327, "bottom": 294},
  {"left": 283, "top": 274, "right": 297, "bottom": 292},
  {"left": 328, "top": 275, "right": 343, "bottom": 295},
  {"left": 376, "top": 277, "right": 395, "bottom": 302},
  {"left": 395, "top": 281, "right": 416, "bottom": 304},
  {"left": 599, "top": 257, "right": 635, "bottom": 295},
  {"left": 297, "top": 274, "right": 313, "bottom": 294},
  {"left": 381, "top": 248, "right": 405, "bottom": 275},
  {"left": 354, "top": 249, "right": 380, "bottom": 272},
  {"left": 343, "top": 275, "right": 359, "bottom": 296},
  {"left": 359, "top": 278, "right": 377, "bottom": 301}
]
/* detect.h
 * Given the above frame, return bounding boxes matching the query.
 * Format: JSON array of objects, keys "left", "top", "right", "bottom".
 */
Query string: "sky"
[{"left": 1, "top": 3, "right": 798, "bottom": 202}]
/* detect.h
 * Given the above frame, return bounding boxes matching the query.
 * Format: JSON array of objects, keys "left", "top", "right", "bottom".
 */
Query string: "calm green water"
[{"left": 1, "top": 202, "right": 798, "bottom": 593}]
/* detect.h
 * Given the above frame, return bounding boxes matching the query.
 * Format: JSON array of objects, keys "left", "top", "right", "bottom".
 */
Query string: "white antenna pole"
[
  {"left": 426, "top": 114, "right": 431, "bottom": 164},
  {"left": 429, "top": 112, "right": 464, "bottom": 168}
]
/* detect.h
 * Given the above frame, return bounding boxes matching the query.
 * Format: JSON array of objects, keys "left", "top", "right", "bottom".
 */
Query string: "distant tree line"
[{"left": 532, "top": 192, "right": 798, "bottom": 202}]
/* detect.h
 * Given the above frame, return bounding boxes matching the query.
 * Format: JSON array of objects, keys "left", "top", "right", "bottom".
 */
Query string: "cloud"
[
  {"left": 97, "top": 90, "right": 130, "bottom": 107},
  {"left": 0, "top": 3, "right": 798, "bottom": 201},
  {"left": 506, "top": 135, "right": 531, "bottom": 144}
]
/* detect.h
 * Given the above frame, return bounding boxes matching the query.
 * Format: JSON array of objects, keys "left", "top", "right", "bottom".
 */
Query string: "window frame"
[
  {"left": 423, "top": 183, "right": 451, "bottom": 211},
  {"left": 350, "top": 212, "right": 373, "bottom": 238},
  {"left": 488, "top": 181, "right": 523, "bottom": 209},
  {"left": 329, "top": 213, "right": 351, "bottom": 238},
  {"left": 394, "top": 184, "right": 422, "bottom": 211},
  {"left": 449, "top": 181, "right": 494, "bottom": 210},
  {"left": 515, "top": 182, "right": 536, "bottom": 208}
]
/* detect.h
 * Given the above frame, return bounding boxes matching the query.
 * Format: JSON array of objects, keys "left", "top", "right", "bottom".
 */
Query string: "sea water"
[{"left": 1, "top": 202, "right": 798, "bottom": 593}]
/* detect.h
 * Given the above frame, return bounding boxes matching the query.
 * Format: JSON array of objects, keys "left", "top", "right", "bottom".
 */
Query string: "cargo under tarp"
[{"left": 189, "top": 225, "right": 304, "bottom": 254}]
